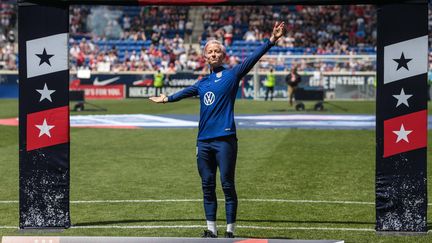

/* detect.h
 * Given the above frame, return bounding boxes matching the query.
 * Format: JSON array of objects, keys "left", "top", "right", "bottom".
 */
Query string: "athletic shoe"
[
  {"left": 202, "top": 230, "right": 217, "bottom": 238},
  {"left": 224, "top": 231, "right": 235, "bottom": 238}
]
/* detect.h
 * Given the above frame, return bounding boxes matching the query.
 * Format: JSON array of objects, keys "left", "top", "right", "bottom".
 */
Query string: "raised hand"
[{"left": 270, "top": 21, "right": 286, "bottom": 44}]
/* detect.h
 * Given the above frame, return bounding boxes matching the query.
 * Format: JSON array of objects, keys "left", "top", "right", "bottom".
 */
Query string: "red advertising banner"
[{"left": 70, "top": 85, "right": 125, "bottom": 99}]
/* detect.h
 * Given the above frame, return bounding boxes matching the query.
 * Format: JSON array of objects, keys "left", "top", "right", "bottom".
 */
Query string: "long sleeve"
[
  {"left": 232, "top": 39, "right": 275, "bottom": 79},
  {"left": 167, "top": 81, "right": 199, "bottom": 102}
]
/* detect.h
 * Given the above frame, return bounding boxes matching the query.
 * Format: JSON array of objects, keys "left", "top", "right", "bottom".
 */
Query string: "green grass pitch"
[{"left": 0, "top": 99, "right": 431, "bottom": 242}]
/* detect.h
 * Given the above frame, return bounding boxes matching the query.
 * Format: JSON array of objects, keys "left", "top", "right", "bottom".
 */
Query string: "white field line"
[
  {"left": 0, "top": 201, "right": 17, "bottom": 204},
  {"left": 240, "top": 199, "right": 374, "bottom": 205},
  {"left": 0, "top": 226, "right": 17, "bottom": 229},
  {"left": 0, "top": 225, "right": 376, "bottom": 232},
  {"left": 0, "top": 199, "right": 375, "bottom": 205}
]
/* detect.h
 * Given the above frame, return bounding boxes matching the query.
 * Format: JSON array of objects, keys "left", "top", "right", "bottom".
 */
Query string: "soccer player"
[{"left": 150, "top": 21, "right": 286, "bottom": 238}]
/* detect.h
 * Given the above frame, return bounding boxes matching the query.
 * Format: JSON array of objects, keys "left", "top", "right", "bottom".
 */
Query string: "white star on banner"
[
  {"left": 392, "top": 124, "right": 412, "bottom": 143},
  {"left": 36, "top": 83, "right": 56, "bottom": 102},
  {"left": 35, "top": 119, "right": 55, "bottom": 138},
  {"left": 392, "top": 88, "right": 412, "bottom": 107}
]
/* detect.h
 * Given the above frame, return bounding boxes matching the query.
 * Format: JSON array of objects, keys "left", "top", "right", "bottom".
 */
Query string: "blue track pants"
[{"left": 197, "top": 135, "right": 238, "bottom": 224}]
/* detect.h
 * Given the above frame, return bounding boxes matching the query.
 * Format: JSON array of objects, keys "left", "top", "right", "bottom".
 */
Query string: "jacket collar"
[{"left": 211, "top": 65, "right": 225, "bottom": 74}]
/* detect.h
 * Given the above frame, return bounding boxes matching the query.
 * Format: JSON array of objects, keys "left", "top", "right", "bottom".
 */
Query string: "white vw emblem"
[{"left": 204, "top": 91, "right": 215, "bottom": 106}]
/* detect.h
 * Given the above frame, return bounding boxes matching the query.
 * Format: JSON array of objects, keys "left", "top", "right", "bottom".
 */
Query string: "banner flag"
[
  {"left": 18, "top": 2, "right": 71, "bottom": 228},
  {"left": 376, "top": 3, "right": 428, "bottom": 232}
]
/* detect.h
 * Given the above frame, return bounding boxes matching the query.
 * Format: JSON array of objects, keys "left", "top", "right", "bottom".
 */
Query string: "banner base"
[
  {"left": 376, "top": 231, "right": 428, "bottom": 236},
  {"left": 18, "top": 228, "right": 65, "bottom": 233}
]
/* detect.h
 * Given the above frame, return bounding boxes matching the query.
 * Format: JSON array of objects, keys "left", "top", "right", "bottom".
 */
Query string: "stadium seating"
[{"left": 3, "top": 4, "right": 431, "bottom": 72}]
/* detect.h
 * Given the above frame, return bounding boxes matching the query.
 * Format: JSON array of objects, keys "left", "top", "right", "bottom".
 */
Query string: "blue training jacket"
[{"left": 168, "top": 40, "right": 275, "bottom": 141}]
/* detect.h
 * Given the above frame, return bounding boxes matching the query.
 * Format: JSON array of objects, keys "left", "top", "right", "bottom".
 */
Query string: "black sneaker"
[
  {"left": 224, "top": 231, "right": 235, "bottom": 238},
  {"left": 202, "top": 230, "right": 217, "bottom": 238}
]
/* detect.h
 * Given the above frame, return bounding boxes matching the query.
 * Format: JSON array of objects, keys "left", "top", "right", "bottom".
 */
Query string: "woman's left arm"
[{"left": 232, "top": 22, "right": 286, "bottom": 79}]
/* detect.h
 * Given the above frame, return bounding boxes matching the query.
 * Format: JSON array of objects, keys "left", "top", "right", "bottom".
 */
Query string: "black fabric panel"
[
  {"left": 18, "top": 2, "right": 70, "bottom": 229},
  {"left": 24, "top": 71, "right": 70, "bottom": 114},
  {"left": 378, "top": 74, "right": 427, "bottom": 121},
  {"left": 376, "top": 3, "right": 427, "bottom": 232},
  {"left": 20, "top": 144, "right": 71, "bottom": 228}
]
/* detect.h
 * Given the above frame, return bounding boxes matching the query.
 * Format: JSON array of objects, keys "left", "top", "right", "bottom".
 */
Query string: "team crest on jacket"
[
  {"left": 216, "top": 71, "right": 223, "bottom": 78},
  {"left": 204, "top": 91, "right": 215, "bottom": 106}
]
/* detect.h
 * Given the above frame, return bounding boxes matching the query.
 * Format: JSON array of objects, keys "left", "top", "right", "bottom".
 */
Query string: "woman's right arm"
[{"left": 149, "top": 80, "right": 199, "bottom": 103}]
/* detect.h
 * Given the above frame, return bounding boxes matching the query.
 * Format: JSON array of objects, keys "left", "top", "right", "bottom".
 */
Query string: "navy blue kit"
[{"left": 168, "top": 40, "right": 275, "bottom": 224}]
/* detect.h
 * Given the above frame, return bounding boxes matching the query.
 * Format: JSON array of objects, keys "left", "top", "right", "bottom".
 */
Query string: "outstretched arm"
[
  {"left": 149, "top": 81, "right": 199, "bottom": 104},
  {"left": 233, "top": 22, "right": 286, "bottom": 79}
]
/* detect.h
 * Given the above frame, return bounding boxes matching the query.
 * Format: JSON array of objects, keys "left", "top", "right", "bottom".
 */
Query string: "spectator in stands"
[
  {"left": 224, "top": 29, "right": 233, "bottom": 46},
  {"left": 70, "top": 41, "right": 80, "bottom": 58},
  {"left": 151, "top": 32, "right": 161, "bottom": 45},
  {"left": 122, "top": 14, "right": 131, "bottom": 31},
  {"left": 0, "top": 46, "right": 5, "bottom": 69},
  {"left": 243, "top": 28, "right": 257, "bottom": 42},
  {"left": 264, "top": 68, "right": 276, "bottom": 101},
  {"left": 149, "top": 21, "right": 286, "bottom": 239},
  {"left": 185, "top": 19, "right": 193, "bottom": 43},
  {"left": 140, "top": 48, "right": 154, "bottom": 70},
  {"left": 285, "top": 67, "right": 302, "bottom": 106}
]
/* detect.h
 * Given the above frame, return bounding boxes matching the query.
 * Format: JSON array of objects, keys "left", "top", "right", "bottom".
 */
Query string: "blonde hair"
[{"left": 203, "top": 40, "right": 226, "bottom": 58}]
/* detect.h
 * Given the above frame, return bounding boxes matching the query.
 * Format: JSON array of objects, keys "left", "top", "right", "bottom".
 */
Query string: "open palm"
[
  {"left": 149, "top": 94, "right": 167, "bottom": 103},
  {"left": 270, "top": 21, "right": 286, "bottom": 43}
]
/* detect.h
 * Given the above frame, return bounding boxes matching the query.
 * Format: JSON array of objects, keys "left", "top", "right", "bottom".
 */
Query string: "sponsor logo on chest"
[{"left": 204, "top": 91, "right": 215, "bottom": 106}]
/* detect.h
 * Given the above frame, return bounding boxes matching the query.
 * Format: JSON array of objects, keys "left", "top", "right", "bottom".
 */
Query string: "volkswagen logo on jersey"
[{"left": 204, "top": 91, "right": 215, "bottom": 106}]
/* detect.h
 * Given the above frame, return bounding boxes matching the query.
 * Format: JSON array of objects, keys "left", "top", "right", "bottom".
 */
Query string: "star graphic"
[
  {"left": 393, "top": 52, "right": 412, "bottom": 71},
  {"left": 392, "top": 124, "right": 412, "bottom": 143},
  {"left": 392, "top": 88, "right": 413, "bottom": 108},
  {"left": 36, "top": 83, "right": 56, "bottom": 102},
  {"left": 35, "top": 48, "right": 54, "bottom": 66},
  {"left": 35, "top": 119, "right": 55, "bottom": 138}
]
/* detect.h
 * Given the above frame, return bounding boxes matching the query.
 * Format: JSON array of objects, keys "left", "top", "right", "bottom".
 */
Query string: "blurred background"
[{"left": 0, "top": 2, "right": 403, "bottom": 101}]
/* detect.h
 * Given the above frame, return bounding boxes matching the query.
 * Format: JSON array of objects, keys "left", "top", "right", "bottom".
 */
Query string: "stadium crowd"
[
  {"left": 2, "top": 4, "right": 432, "bottom": 72},
  {"left": 67, "top": 5, "right": 379, "bottom": 72},
  {"left": 69, "top": 5, "right": 198, "bottom": 72},
  {"left": 0, "top": 2, "right": 17, "bottom": 71},
  {"left": 201, "top": 5, "right": 376, "bottom": 54}
]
